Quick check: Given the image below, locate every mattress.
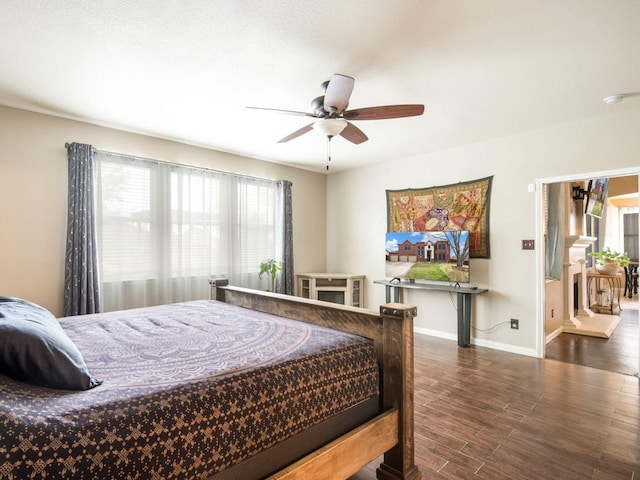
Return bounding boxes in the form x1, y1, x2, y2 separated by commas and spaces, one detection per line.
0, 300, 379, 479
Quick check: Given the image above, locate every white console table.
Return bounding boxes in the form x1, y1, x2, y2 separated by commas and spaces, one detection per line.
374, 279, 488, 347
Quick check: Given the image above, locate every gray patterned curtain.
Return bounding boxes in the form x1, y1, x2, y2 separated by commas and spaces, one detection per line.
64, 143, 101, 316
276, 180, 294, 295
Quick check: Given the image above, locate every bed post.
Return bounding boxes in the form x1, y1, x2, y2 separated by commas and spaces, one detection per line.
210, 278, 229, 301
377, 303, 422, 480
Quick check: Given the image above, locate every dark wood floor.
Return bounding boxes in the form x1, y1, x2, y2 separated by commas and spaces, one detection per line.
351, 332, 640, 479
546, 300, 639, 377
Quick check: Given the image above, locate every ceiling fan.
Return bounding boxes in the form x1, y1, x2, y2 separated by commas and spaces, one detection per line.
247, 74, 424, 168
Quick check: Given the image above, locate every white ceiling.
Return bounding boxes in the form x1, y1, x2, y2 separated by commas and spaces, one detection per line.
1, 0, 639, 173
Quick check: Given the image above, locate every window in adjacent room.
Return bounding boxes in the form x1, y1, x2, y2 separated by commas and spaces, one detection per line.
623, 211, 639, 262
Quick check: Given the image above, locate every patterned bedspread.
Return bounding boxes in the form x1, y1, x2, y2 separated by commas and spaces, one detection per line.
0, 300, 379, 479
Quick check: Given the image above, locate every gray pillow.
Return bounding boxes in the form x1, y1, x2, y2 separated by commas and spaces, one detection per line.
0, 296, 101, 390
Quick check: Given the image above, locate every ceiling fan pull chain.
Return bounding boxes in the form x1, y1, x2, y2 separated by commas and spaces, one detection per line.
326, 136, 332, 170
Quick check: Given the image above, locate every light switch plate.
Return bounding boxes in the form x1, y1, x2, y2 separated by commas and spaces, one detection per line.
522, 240, 535, 250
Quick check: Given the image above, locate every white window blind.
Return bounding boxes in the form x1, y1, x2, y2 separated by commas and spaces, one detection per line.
96, 153, 278, 311
99, 160, 154, 282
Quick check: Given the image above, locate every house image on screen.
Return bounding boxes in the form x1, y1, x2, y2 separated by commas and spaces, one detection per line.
395, 238, 451, 263
385, 230, 470, 283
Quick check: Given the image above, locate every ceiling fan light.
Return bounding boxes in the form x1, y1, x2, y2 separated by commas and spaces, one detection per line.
313, 119, 347, 138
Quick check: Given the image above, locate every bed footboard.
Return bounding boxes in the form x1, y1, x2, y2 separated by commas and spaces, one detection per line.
268, 409, 399, 480
211, 280, 421, 480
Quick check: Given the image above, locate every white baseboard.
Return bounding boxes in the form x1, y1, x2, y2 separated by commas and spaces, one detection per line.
415, 327, 457, 343
545, 326, 564, 344
414, 326, 538, 358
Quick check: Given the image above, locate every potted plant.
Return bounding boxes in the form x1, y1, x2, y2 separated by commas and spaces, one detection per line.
588, 247, 630, 275
259, 258, 283, 292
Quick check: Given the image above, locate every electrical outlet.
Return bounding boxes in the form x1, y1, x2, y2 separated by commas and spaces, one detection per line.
522, 240, 535, 250
510, 318, 519, 329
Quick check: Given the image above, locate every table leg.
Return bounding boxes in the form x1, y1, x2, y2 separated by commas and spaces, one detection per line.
457, 292, 471, 347
385, 285, 401, 303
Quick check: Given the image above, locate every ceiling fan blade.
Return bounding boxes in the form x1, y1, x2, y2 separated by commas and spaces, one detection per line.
324, 74, 355, 114
246, 106, 315, 118
343, 104, 425, 121
340, 121, 368, 144
277, 123, 315, 143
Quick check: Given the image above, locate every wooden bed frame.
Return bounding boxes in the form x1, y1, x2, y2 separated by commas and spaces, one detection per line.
211, 280, 422, 480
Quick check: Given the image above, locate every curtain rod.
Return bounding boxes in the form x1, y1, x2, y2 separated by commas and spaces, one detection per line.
65, 143, 281, 184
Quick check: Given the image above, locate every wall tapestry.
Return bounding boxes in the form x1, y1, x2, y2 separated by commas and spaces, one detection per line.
386, 175, 493, 258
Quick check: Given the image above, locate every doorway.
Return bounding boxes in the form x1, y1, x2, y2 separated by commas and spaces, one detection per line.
536, 168, 640, 376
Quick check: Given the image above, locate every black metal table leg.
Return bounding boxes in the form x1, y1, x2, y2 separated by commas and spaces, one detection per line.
457, 292, 471, 347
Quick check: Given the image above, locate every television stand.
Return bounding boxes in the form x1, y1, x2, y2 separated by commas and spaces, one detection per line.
296, 273, 364, 307
374, 279, 488, 347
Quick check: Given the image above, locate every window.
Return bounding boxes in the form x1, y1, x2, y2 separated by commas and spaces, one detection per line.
623, 212, 639, 262
99, 160, 153, 282
96, 153, 278, 311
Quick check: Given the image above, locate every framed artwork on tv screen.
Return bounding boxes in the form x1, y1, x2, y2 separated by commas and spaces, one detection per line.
585, 178, 609, 218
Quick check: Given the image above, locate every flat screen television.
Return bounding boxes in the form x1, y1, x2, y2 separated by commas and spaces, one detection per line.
585, 178, 609, 218
385, 230, 470, 283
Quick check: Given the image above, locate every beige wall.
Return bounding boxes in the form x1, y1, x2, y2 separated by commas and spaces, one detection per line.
3, 103, 638, 356
608, 174, 639, 197
544, 280, 564, 339
327, 109, 640, 356
0, 106, 327, 316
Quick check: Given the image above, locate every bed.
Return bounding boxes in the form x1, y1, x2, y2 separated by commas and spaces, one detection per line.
0, 280, 420, 480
